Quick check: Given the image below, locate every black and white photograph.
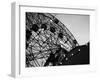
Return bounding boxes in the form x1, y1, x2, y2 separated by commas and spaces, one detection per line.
25, 12, 90, 67
10, 2, 97, 78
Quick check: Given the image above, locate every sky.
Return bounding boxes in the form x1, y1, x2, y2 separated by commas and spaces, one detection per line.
55, 14, 90, 45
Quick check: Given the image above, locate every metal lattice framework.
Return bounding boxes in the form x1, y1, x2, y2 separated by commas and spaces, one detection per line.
26, 12, 79, 67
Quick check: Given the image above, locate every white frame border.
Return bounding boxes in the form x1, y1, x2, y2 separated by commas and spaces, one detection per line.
11, 2, 96, 78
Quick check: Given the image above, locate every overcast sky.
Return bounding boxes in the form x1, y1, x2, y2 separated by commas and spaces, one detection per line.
55, 14, 89, 45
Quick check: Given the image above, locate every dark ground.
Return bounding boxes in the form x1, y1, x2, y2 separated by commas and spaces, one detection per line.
61, 42, 90, 65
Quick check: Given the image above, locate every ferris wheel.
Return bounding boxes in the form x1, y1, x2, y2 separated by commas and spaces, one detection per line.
26, 12, 80, 67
